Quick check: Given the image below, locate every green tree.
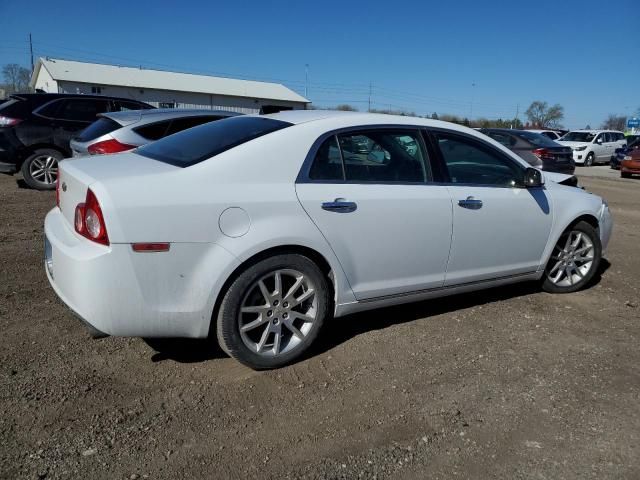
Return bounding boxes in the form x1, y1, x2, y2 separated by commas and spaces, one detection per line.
335, 104, 358, 112
525, 101, 564, 128
431, 112, 439, 120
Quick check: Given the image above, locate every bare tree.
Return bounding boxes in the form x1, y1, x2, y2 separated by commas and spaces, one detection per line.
601, 114, 627, 131
335, 104, 358, 112
2, 64, 31, 94
525, 101, 564, 128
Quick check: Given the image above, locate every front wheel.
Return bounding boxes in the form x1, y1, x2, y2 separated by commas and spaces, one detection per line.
542, 221, 601, 294
583, 152, 595, 167
216, 254, 331, 369
21, 148, 63, 190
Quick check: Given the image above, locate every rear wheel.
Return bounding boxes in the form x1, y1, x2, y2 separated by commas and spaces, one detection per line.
541, 221, 601, 293
216, 254, 331, 369
583, 152, 595, 167
21, 148, 62, 190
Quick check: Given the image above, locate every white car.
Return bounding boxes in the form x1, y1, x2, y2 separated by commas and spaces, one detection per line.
558, 130, 626, 166
44, 111, 613, 369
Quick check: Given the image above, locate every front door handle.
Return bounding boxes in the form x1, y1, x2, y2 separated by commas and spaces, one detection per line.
322, 198, 357, 213
458, 196, 483, 209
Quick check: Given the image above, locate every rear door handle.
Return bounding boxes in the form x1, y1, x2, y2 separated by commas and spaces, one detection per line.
458, 196, 483, 209
322, 198, 357, 213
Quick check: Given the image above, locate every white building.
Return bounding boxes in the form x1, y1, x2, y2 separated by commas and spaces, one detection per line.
30, 58, 309, 114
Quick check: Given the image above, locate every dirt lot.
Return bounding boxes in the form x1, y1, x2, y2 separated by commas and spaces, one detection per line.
1, 172, 639, 480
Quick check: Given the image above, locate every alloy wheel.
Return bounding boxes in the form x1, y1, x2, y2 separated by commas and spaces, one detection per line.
238, 269, 317, 357
547, 230, 595, 287
29, 155, 58, 185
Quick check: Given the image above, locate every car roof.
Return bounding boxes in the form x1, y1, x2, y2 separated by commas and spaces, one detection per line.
100, 108, 241, 126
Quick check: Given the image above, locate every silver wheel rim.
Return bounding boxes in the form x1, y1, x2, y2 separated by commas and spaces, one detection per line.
238, 269, 317, 357
29, 155, 58, 185
586, 154, 593, 166
547, 230, 595, 287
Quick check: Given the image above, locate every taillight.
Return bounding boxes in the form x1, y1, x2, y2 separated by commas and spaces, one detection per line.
74, 189, 109, 246
87, 138, 136, 155
532, 148, 554, 160
0, 115, 21, 127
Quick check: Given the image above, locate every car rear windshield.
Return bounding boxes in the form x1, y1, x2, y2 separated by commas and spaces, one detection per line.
75, 117, 122, 142
135, 116, 292, 167
513, 130, 558, 147
561, 132, 596, 142
0, 98, 29, 117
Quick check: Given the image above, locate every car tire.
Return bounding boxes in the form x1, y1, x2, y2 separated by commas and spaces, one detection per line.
621, 172, 632, 178
541, 221, 601, 294
584, 152, 595, 167
216, 253, 331, 370
21, 148, 63, 190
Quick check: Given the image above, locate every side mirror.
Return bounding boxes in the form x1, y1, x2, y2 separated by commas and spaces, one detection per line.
524, 168, 544, 188
596, 138, 603, 144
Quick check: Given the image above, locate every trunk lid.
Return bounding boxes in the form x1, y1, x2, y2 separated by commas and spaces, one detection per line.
57, 152, 177, 230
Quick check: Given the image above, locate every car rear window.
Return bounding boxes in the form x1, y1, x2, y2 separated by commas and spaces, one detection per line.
513, 130, 558, 147
136, 116, 292, 167
0, 98, 31, 117
75, 117, 122, 142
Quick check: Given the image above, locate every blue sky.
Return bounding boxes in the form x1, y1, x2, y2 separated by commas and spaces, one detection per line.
1, 0, 637, 128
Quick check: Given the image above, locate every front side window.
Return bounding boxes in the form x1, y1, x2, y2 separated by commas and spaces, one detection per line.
434, 132, 524, 187
307, 130, 429, 183
114, 100, 146, 111
595, 133, 605, 143
562, 131, 596, 142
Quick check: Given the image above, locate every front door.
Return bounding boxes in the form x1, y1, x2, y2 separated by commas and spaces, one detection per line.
296, 129, 453, 300
429, 130, 553, 286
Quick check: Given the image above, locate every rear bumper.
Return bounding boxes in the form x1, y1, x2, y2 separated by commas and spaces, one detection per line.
44, 207, 240, 338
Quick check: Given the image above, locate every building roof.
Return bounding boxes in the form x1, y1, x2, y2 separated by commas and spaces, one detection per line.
31, 58, 309, 104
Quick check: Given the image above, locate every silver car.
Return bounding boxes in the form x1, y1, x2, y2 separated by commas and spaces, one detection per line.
70, 108, 241, 156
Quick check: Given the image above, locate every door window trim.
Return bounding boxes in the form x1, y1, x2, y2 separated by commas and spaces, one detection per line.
296, 124, 434, 185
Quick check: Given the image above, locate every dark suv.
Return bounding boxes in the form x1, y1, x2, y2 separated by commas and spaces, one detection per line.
0, 93, 153, 189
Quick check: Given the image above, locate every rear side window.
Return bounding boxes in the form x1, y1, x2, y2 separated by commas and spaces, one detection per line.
75, 117, 122, 142
134, 120, 171, 140
165, 116, 223, 136
0, 98, 29, 117
136, 116, 291, 167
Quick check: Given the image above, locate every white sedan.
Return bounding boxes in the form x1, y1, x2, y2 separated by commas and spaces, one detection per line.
45, 111, 613, 369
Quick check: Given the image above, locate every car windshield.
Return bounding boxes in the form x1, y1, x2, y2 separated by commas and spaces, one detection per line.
561, 132, 596, 142
136, 116, 292, 167
513, 131, 559, 147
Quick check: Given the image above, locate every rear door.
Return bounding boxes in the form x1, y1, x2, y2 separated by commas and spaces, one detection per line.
428, 129, 553, 285
296, 128, 453, 300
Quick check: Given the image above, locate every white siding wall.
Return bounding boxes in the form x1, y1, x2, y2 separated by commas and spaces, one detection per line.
56, 81, 305, 114
33, 66, 58, 93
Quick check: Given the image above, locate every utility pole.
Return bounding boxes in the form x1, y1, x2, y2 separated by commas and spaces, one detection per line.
470, 81, 476, 118
514, 103, 519, 129
304, 64, 309, 98
29, 33, 34, 72
368, 82, 372, 112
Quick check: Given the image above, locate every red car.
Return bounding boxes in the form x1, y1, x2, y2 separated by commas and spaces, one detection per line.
621, 148, 640, 178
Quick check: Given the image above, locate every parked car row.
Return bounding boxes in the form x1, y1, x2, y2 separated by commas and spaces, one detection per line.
0, 93, 240, 190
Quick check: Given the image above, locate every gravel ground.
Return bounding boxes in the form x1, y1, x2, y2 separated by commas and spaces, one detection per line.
1, 172, 639, 480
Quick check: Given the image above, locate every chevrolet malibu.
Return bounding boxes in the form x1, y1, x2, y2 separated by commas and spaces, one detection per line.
45, 111, 613, 369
